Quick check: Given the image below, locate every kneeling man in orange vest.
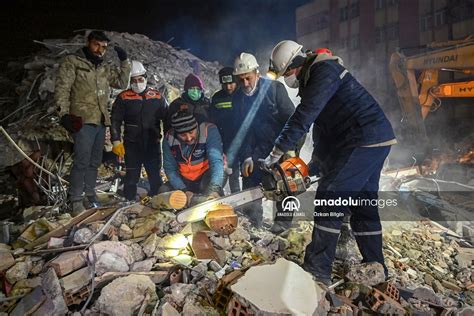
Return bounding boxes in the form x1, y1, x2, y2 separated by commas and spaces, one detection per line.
162, 108, 224, 206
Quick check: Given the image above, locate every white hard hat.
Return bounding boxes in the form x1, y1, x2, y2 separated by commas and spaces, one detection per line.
270, 40, 304, 78
233, 53, 259, 75
131, 60, 146, 77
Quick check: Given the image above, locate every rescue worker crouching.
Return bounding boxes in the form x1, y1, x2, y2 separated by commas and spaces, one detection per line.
161, 108, 224, 205
110, 60, 168, 201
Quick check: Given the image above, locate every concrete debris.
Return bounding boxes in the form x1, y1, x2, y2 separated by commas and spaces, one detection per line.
345, 262, 386, 286
141, 233, 160, 257
94, 275, 157, 316
6, 260, 32, 284
130, 258, 156, 272
88, 240, 134, 265
166, 283, 197, 307
230, 258, 326, 315
37, 268, 68, 315
73, 227, 93, 244
95, 251, 130, 276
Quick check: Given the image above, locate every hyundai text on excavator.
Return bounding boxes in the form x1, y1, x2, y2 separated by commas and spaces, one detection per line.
389, 36, 474, 147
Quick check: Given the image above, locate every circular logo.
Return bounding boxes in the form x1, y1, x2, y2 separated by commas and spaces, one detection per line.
282, 196, 300, 212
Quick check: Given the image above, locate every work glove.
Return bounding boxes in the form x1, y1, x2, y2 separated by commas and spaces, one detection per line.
241, 157, 254, 177
264, 146, 284, 169
113, 46, 128, 61
112, 141, 125, 158
60, 114, 83, 133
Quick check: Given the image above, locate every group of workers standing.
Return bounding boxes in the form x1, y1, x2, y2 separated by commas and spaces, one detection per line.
55, 30, 396, 286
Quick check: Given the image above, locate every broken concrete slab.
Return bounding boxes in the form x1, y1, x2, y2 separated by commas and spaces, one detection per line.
230, 258, 325, 315
119, 224, 133, 240
95, 275, 157, 316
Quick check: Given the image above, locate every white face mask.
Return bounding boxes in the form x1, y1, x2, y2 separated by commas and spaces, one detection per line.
284, 74, 299, 89
131, 81, 147, 93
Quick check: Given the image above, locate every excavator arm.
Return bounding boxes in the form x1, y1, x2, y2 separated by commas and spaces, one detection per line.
390, 38, 474, 143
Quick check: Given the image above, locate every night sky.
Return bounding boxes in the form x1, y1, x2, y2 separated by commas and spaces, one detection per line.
1, 0, 310, 65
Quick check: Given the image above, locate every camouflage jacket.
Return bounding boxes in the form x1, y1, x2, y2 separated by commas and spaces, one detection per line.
55, 49, 131, 126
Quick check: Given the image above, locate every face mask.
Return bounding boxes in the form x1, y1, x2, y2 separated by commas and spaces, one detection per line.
284, 74, 299, 89
187, 88, 202, 101
131, 81, 147, 93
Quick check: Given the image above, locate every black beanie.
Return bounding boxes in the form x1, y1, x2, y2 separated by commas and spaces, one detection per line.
171, 109, 198, 134
218, 67, 237, 84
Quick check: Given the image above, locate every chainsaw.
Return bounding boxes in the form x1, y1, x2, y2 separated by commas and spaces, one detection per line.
176, 157, 319, 224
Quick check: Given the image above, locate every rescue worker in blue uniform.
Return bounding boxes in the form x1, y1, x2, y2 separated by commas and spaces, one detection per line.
265, 41, 397, 285
111, 61, 168, 201
162, 108, 224, 204
231, 52, 296, 232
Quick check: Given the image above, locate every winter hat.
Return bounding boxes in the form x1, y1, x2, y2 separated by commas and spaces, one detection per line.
184, 73, 204, 91
218, 67, 237, 84
171, 109, 198, 133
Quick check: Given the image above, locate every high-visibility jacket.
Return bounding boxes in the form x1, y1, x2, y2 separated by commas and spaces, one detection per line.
166, 122, 213, 181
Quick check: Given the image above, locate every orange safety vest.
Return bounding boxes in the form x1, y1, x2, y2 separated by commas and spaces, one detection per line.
166, 122, 213, 181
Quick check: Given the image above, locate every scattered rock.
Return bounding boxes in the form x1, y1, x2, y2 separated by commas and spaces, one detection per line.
131, 258, 156, 272
142, 233, 160, 257
6, 261, 31, 284
95, 251, 129, 276
345, 262, 385, 286
119, 224, 133, 240
95, 275, 157, 316
73, 228, 94, 244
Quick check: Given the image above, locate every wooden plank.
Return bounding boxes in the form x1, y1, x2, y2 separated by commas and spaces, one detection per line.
24, 207, 115, 250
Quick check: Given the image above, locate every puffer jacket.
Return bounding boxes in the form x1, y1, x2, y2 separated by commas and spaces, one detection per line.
55, 48, 131, 126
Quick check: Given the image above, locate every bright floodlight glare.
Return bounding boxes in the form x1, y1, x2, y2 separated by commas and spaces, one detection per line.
226, 79, 272, 167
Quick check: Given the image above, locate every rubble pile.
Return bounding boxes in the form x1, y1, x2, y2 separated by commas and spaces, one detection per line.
0, 30, 222, 168
0, 191, 471, 315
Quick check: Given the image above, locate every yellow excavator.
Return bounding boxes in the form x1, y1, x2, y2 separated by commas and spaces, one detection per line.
389, 36, 474, 144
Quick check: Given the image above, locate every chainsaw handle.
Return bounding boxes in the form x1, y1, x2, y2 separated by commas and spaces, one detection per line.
257, 158, 273, 174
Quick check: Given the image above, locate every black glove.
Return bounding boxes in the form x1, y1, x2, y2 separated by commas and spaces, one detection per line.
113, 46, 127, 61
60, 114, 83, 133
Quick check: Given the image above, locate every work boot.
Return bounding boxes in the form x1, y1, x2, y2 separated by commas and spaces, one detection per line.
85, 195, 101, 208
269, 221, 291, 235
71, 201, 85, 217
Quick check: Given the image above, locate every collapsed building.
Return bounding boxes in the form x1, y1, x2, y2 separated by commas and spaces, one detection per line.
0, 31, 472, 315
